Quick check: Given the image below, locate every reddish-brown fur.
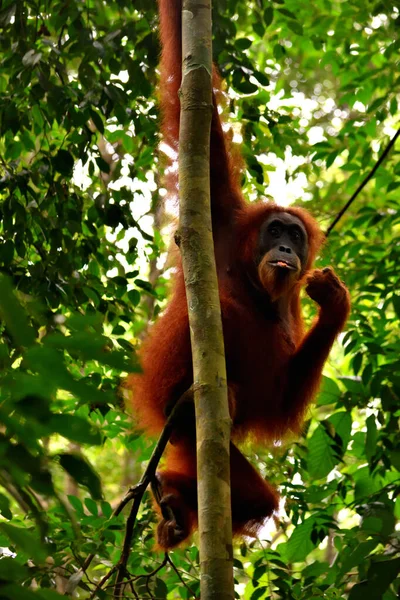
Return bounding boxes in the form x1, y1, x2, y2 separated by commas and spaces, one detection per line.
128, 0, 350, 549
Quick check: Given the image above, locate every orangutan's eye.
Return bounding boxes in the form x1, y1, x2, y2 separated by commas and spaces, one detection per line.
269, 224, 282, 237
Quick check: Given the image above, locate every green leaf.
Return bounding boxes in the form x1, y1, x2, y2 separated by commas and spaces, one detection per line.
273, 43, 285, 60
0, 523, 47, 563
389, 450, 400, 471
387, 181, 400, 192
250, 587, 268, 600
354, 467, 381, 501
58, 453, 102, 500
328, 411, 352, 451
349, 558, 400, 600
326, 150, 339, 169
25, 346, 113, 406
101, 500, 113, 518
0, 492, 12, 519
67, 494, 84, 514
236, 38, 252, 50
0, 239, 14, 266
302, 561, 329, 579
89, 108, 105, 134
135, 279, 157, 296
154, 577, 168, 599
367, 96, 387, 113
0, 587, 66, 600
340, 377, 364, 395
84, 497, 98, 516
253, 71, 269, 86
361, 503, 395, 538
392, 295, 400, 320
365, 414, 377, 461
361, 362, 372, 386
44, 331, 133, 372
317, 376, 341, 406
52, 149, 74, 176
234, 78, 258, 95
263, 7, 273, 26
277, 8, 297, 19
286, 20, 303, 35
338, 540, 378, 579
253, 19, 265, 38
49, 414, 102, 445
96, 156, 111, 174
0, 557, 29, 582
307, 425, 337, 479
0, 585, 40, 600
37, 591, 70, 600
281, 517, 316, 562
82, 286, 100, 307
0, 276, 36, 346
253, 564, 267, 581
127, 289, 141, 306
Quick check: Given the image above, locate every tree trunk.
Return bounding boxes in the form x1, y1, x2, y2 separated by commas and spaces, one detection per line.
179, 2, 234, 599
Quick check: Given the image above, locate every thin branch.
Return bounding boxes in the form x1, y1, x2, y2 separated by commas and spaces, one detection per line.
57, 24, 66, 49
81, 394, 186, 599
129, 580, 139, 600
0, 474, 30, 513
0, 472, 47, 539
145, 577, 156, 599
105, 555, 168, 589
165, 554, 197, 598
112, 397, 185, 598
90, 565, 118, 599
326, 127, 400, 236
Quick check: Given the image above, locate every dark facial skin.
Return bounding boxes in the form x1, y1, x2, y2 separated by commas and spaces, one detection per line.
258, 213, 309, 275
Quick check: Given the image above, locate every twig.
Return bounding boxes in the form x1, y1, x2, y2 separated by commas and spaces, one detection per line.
165, 554, 197, 598
0, 472, 47, 540
129, 580, 139, 599
90, 566, 118, 598
104, 555, 168, 589
0, 473, 30, 513
82, 393, 187, 600
112, 398, 185, 599
145, 577, 156, 599
73, 421, 172, 595
326, 127, 400, 236
57, 24, 66, 50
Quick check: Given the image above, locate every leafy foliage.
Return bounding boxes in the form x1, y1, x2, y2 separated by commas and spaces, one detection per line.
0, 0, 399, 599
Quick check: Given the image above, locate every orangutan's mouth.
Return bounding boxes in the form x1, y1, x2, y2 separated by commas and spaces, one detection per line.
268, 260, 297, 271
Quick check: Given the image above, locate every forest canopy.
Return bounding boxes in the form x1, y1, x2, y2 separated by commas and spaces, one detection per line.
0, 1, 399, 599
